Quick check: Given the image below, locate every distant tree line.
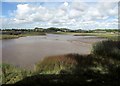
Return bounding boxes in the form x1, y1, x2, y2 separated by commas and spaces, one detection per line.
0, 27, 119, 35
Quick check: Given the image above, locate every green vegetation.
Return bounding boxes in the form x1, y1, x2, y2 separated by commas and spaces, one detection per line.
35, 54, 110, 74
92, 40, 120, 60
1, 63, 32, 84
73, 33, 119, 40
0, 35, 21, 39
1, 40, 120, 86
35, 40, 120, 74
35, 54, 78, 74
19, 32, 46, 36
0, 32, 46, 40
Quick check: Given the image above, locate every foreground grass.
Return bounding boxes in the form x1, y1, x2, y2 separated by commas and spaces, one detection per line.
1, 63, 32, 84
1, 63, 31, 84
35, 54, 120, 74
2, 53, 120, 86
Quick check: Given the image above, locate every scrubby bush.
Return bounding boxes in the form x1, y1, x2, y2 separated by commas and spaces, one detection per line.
92, 40, 120, 60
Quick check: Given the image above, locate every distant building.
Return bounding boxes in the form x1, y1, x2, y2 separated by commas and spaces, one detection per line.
34, 27, 44, 32
94, 31, 106, 33
57, 31, 61, 32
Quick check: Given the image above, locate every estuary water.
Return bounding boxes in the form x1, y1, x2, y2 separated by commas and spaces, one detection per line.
1, 34, 106, 69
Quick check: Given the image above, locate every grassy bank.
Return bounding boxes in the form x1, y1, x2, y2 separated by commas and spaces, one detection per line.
0, 32, 46, 40
1, 40, 120, 85
0, 35, 20, 39
49, 32, 119, 41
73, 32, 119, 41
1, 32, 119, 40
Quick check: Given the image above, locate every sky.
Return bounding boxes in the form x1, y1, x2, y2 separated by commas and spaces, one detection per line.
1, 0, 119, 30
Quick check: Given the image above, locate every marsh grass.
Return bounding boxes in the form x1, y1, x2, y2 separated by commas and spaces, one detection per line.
35, 54, 79, 74
0, 35, 20, 39
0, 32, 46, 40
2, 53, 120, 85
6, 53, 119, 86
74, 33, 119, 41
35, 53, 120, 75
1, 63, 32, 84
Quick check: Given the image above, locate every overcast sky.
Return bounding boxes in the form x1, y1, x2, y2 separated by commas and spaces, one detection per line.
1, 0, 119, 30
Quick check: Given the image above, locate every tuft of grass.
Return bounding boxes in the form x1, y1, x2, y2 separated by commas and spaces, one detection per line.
35, 54, 79, 74
1, 63, 32, 84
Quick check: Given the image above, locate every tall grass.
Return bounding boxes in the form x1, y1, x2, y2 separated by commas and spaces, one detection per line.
35, 54, 79, 74
35, 53, 120, 75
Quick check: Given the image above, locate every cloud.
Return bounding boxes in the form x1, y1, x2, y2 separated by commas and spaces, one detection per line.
2, 1, 118, 29
63, 2, 69, 7
71, 2, 88, 11
3, 0, 120, 2
13, 4, 54, 23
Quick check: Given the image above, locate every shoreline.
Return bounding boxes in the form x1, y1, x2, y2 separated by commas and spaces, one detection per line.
0, 32, 46, 40
0, 32, 118, 40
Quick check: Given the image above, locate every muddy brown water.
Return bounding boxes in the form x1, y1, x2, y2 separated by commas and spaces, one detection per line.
0, 34, 106, 69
